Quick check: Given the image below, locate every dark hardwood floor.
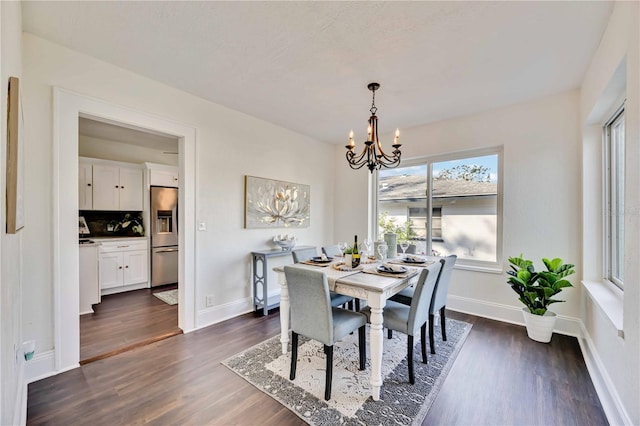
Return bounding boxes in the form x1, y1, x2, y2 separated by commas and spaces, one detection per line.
80, 285, 181, 363
29, 311, 607, 425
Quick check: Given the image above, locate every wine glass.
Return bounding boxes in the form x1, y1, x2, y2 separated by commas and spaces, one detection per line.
363, 238, 372, 257
377, 244, 388, 261
399, 241, 409, 256
337, 241, 347, 256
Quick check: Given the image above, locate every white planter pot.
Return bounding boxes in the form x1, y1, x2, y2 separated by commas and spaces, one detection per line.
522, 308, 557, 343
343, 254, 352, 267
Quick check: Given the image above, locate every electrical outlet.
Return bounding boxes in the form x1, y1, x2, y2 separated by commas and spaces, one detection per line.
205, 295, 214, 307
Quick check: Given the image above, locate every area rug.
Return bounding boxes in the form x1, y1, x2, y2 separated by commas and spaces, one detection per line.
223, 317, 471, 426
152, 289, 178, 305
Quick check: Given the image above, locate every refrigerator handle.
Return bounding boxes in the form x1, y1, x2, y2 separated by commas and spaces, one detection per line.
155, 248, 178, 253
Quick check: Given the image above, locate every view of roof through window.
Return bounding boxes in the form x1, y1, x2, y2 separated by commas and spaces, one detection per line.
378, 154, 499, 262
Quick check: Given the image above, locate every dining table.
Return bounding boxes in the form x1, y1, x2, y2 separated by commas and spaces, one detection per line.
273, 256, 434, 401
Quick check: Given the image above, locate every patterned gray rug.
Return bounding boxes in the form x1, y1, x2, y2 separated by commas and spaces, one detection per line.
223, 317, 471, 425
153, 289, 178, 305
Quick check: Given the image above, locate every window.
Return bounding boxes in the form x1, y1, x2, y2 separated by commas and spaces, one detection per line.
377, 148, 502, 267
605, 107, 625, 288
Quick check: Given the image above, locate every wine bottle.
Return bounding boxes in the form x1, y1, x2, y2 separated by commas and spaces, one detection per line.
352, 235, 361, 268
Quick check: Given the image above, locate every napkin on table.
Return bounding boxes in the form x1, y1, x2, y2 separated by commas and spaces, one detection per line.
405, 254, 427, 262
381, 263, 407, 272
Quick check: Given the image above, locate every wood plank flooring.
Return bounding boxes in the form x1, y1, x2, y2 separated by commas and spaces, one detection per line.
28, 311, 607, 425
80, 285, 181, 363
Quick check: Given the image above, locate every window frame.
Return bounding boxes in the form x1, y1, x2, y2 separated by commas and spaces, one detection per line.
373, 146, 503, 272
603, 105, 625, 289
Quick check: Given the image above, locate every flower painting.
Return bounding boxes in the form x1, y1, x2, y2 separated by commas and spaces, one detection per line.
245, 176, 310, 229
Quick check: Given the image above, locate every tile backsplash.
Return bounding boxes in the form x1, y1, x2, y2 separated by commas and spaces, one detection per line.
79, 211, 145, 237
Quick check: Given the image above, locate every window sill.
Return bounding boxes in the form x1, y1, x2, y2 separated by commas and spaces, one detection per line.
582, 279, 624, 338
454, 263, 503, 274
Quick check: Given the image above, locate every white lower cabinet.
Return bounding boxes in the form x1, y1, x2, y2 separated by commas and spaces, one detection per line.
79, 244, 100, 314
99, 240, 148, 293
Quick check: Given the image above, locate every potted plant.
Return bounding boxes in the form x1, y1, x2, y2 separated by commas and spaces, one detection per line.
506, 255, 575, 343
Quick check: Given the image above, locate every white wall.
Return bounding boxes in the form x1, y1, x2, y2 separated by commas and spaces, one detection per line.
580, 2, 639, 424
0, 2, 25, 424
336, 90, 583, 328
79, 134, 179, 166
21, 34, 336, 363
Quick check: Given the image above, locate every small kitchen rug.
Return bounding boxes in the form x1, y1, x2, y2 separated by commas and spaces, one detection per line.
153, 289, 178, 305
222, 318, 471, 426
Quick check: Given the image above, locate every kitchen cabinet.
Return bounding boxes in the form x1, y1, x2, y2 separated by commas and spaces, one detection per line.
78, 160, 93, 210
150, 168, 179, 187
92, 164, 143, 211
99, 239, 148, 293
79, 243, 100, 314
146, 163, 179, 188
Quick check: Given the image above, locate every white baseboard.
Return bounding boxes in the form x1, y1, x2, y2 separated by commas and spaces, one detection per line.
578, 322, 632, 426
194, 297, 254, 331
24, 350, 80, 384
447, 294, 582, 337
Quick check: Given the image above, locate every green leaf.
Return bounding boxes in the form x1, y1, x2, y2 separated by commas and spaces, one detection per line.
554, 280, 573, 289
516, 270, 531, 282
543, 257, 563, 272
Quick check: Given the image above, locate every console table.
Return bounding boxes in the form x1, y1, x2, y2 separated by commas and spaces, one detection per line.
251, 246, 313, 316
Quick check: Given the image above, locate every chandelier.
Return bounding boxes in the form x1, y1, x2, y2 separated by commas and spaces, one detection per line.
345, 82, 401, 172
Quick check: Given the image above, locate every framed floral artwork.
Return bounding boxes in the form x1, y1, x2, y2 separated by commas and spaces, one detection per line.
244, 176, 310, 229
6, 76, 24, 234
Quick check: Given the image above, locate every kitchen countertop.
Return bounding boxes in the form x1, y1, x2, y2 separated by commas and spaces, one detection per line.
88, 236, 148, 241
80, 236, 148, 246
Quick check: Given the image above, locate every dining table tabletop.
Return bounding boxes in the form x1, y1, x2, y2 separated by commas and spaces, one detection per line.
273, 254, 437, 401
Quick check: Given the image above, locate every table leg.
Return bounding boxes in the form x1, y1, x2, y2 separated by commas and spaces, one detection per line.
279, 275, 290, 354
368, 295, 386, 401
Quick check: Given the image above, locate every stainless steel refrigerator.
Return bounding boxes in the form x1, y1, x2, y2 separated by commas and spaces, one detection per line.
150, 186, 178, 287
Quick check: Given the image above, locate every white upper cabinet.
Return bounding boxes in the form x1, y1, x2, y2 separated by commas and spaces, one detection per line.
118, 167, 144, 210
92, 164, 121, 210
81, 158, 144, 211
146, 163, 179, 188
78, 160, 93, 210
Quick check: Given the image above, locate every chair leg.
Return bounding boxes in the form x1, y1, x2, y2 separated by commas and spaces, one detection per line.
407, 335, 415, 384
347, 300, 354, 310
358, 326, 366, 370
440, 306, 447, 341
387, 329, 393, 339
355, 299, 361, 311
429, 314, 436, 354
324, 345, 333, 401
421, 323, 428, 364
290, 332, 298, 380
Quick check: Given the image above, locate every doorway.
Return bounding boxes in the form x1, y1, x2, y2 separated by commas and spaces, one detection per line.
54, 89, 197, 371
78, 117, 182, 363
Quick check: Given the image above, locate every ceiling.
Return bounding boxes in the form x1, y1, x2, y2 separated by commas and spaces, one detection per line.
23, 1, 613, 145
79, 117, 179, 153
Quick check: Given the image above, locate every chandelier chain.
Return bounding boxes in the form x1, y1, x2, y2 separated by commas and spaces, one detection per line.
370, 88, 377, 115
